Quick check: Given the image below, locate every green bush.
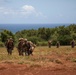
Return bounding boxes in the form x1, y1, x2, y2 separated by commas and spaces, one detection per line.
27, 36, 41, 44
0, 42, 4, 47
37, 41, 48, 46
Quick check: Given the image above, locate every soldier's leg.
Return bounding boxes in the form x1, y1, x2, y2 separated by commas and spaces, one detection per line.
19, 49, 23, 56
30, 50, 33, 56
7, 48, 10, 55
25, 49, 30, 56
25, 50, 29, 56
9, 49, 12, 55
72, 45, 74, 48
19, 50, 22, 56
24, 49, 27, 56
18, 50, 21, 55
57, 45, 59, 48
21, 49, 24, 56
49, 45, 51, 48
28, 49, 30, 56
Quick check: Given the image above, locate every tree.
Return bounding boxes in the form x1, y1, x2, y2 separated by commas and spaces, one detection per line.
38, 27, 46, 40
1, 30, 14, 42
46, 28, 51, 40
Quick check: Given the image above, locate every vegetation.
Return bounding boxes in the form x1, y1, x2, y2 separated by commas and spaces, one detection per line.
0, 46, 76, 65
0, 24, 76, 46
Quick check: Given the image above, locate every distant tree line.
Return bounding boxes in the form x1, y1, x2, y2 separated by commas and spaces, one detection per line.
0, 24, 76, 47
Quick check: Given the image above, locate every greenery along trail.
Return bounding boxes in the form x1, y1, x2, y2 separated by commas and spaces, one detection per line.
0, 24, 76, 46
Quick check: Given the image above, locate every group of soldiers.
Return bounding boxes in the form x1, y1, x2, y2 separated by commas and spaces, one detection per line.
48, 40, 60, 48
17, 38, 36, 56
5, 38, 75, 55
48, 39, 75, 48
5, 38, 36, 56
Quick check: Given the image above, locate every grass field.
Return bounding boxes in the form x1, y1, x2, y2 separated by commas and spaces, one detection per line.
0, 46, 76, 65
0, 46, 76, 75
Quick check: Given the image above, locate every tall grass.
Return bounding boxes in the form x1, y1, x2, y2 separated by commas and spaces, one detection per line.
0, 46, 76, 66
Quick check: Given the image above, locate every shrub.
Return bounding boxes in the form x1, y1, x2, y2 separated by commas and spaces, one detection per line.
37, 41, 48, 46
0, 42, 4, 47
27, 36, 41, 44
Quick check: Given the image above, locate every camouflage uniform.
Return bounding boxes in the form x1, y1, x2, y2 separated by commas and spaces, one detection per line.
48, 40, 52, 48
56, 41, 60, 48
5, 38, 14, 55
71, 40, 75, 48
22, 40, 31, 56
29, 41, 36, 56
17, 38, 24, 56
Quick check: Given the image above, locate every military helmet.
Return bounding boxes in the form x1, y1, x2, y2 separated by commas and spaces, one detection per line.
24, 38, 27, 41
19, 38, 23, 41
9, 38, 13, 41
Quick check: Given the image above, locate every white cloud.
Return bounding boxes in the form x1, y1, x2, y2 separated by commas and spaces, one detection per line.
21, 5, 37, 16
22, 5, 35, 12
36, 12, 47, 18
0, 7, 18, 15
0, 5, 47, 18
21, 5, 47, 18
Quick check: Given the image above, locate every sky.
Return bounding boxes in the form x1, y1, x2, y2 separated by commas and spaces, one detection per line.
0, 0, 76, 24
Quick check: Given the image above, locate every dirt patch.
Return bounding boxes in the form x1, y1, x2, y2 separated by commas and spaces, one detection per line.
0, 63, 76, 75
0, 47, 76, 75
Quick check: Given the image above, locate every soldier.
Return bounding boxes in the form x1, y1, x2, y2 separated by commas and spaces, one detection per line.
5, 38, 14, 55
29, 41, 36, 56
5, 39, 9, 47
70, 39, 75, 48
56, 41, 60, 48
22, 39, 31, 56
48, 40, 52, 48
17, 38, 24, 56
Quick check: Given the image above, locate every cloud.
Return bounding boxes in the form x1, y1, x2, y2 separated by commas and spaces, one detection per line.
21, 5, 39, 16
21, 5, 47, 18
22, 5, 35, 12
0, 5, 46, 18
0, 7, 16, 15
20, 5, 36, 16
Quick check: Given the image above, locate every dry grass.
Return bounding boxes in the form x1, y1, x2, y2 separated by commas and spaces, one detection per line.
0, 46, 76, 66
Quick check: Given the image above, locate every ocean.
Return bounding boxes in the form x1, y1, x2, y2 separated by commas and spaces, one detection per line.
0, 24, 70, 33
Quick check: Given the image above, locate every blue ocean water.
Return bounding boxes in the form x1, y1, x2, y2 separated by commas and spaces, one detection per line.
0, 24, 70, 33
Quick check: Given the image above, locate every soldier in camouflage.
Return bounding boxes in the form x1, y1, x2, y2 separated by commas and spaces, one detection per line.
48, 40, 52, 48
70, 39, 75, 48
29, 41, 36, 56
56, 41, 60, 48
17, 38, 24, 56
5, 38, 14, 55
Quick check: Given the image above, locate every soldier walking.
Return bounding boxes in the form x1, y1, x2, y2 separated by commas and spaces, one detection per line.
17, 38, 24, 56
48, 40, 52, 48
5, 38, 14, 55
22, 39, 30, 56
56, 41, 60, 48
29, 41, 36, 56
71, 39, 75, 48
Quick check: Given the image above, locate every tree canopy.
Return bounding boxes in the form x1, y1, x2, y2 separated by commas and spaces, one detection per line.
0, 24, 76, 46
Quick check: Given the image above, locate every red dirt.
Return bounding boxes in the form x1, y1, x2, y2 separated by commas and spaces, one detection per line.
0, 49, 76, 75
0, 61, 76, 75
